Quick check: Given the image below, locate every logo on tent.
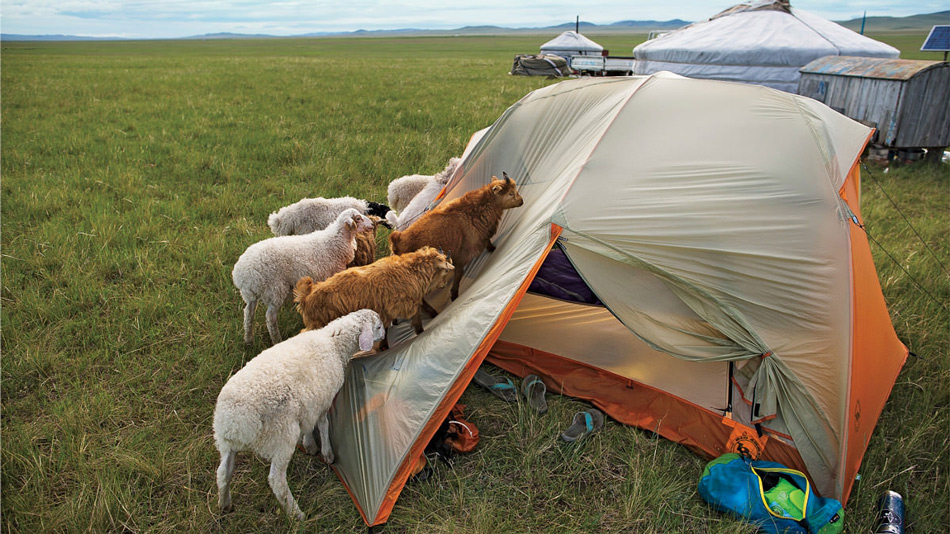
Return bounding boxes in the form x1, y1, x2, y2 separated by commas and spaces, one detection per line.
724, 418, 768, 459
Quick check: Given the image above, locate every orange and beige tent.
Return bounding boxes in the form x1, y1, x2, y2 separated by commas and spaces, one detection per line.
328, 73, 908, 527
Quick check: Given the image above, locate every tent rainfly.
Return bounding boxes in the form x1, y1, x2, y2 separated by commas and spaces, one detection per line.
539, 30, 604, 61
632, 0, 900, 92
328, 73, 908, 527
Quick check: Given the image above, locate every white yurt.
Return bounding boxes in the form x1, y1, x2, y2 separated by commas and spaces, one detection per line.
632, 0, 900, 92
539, 30, 604, 61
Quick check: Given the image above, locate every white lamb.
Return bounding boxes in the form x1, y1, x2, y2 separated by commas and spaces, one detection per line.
267, 196, 390, 236
385, 157, 461, 230
214, 309, 386, 521
386, 175, 430, 215
233, 208, 374, 345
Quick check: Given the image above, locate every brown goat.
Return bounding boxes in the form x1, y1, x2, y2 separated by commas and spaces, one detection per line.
388, 173, 524, 303
293, 246, 455, 350
348, 215, 382, 268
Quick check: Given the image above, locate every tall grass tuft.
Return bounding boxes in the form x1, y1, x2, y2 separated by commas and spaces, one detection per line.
2, 35, 947, 532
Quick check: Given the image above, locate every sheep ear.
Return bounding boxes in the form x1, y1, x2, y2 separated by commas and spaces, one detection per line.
359, 322, 375, 351
491, 182, 503, 194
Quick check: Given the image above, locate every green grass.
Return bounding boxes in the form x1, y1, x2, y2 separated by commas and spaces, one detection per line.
2, 35, 947, 533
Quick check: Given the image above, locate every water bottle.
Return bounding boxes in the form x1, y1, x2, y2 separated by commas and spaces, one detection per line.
875, 490, 904, 533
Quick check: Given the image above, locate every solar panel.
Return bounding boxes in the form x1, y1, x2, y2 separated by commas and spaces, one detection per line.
921, 25, 950, 51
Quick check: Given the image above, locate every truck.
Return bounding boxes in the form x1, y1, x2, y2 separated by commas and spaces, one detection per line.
569, 55, 635, 76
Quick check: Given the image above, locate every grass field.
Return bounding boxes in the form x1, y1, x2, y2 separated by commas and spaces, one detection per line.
1, 34, 947, 533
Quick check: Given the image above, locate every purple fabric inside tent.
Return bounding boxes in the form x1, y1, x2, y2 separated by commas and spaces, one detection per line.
527, 247, 603, 306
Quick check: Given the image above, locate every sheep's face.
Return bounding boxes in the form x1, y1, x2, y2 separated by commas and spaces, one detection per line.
356, 310, 386, 353
360, 215, 381, 234
353, 213, 375, 233
491, 173, 524, 209
369, 314, 386, 342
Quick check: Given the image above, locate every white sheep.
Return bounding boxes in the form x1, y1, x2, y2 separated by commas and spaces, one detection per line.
214, 309, 386, 521
233, 208, 374, 345
385, 157, 461, 230
386, 174, 430, 215
267, 196, 390, 236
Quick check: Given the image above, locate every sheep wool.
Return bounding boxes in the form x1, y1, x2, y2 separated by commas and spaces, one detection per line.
386, 174, 431, 215
214, 309, 386, 521
348, 216, 382, 268
385, 157, 461, 230
268, 196, 390, 236
232, 207, 374, 344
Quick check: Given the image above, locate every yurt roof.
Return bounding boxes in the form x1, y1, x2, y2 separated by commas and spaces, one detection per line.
540, 30, 603, 52
633, 0, 899, 64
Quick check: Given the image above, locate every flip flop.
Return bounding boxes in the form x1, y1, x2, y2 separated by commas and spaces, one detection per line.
560, 408, 604, 442
521, 374, 548, 413
473, 369, 518, 402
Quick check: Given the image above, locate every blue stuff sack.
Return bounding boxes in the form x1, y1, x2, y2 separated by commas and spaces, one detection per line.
698, 453, 844, 533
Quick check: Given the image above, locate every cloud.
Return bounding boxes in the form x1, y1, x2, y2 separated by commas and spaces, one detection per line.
1, 1, 943, 38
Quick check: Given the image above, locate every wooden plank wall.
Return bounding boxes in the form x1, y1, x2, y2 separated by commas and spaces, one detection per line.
799, 64, 950, 149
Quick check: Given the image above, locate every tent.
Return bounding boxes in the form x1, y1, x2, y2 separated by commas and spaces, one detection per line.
509, 54, 570, 77
539, 30, 604, 61
632, 0, 900, 92
329, 73, 908, 527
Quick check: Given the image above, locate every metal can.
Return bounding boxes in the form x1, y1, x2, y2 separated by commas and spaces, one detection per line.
875, 490, 905, 534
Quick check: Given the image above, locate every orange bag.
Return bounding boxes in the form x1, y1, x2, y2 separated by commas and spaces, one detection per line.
443, 404, 479, 454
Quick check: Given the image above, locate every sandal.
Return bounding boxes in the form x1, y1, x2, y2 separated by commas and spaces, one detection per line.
473, 369, 518, 402
560, 408, 604, 442
521, 374, 548, 413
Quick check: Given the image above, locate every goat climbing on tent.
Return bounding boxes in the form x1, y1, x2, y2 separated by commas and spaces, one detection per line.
294, 246, 455, 350
388, 173, 523, 306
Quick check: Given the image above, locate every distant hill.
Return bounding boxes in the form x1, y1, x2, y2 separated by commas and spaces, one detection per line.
837, 11, 949, 32
294, 19, 690, 38
1, 11, 945, 42
0, 33, 127, 41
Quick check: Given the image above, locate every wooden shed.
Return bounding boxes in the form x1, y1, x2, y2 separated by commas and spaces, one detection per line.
798, 56, 950, 154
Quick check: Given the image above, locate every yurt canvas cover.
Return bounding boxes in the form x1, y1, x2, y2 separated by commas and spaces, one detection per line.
539, 30, 603, 61
329, 73, 908, 526
632, 0, 900, 92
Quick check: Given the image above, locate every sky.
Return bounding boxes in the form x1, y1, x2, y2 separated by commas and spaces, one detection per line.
0, 1, 944, 39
